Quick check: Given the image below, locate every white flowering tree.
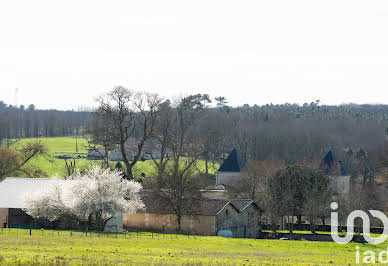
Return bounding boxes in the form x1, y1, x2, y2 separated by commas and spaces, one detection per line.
25, 165, 144, 231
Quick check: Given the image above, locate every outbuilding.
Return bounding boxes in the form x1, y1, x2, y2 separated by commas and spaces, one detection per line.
124, 195, 262, 238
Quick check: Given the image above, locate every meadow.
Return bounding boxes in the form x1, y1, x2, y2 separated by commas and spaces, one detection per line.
0, 228, 384, 265
12, 137, 219, 178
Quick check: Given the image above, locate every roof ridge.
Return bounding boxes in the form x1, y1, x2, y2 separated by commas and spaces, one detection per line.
3, 177, 57, 180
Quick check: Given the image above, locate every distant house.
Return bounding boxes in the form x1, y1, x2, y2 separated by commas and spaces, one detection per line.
215, 148, 246, 186
108, 137, 168, 162
320, 150, 350, 195
86, 148, 107, 160
124, 193, 262, 238
0, 178, 122, 231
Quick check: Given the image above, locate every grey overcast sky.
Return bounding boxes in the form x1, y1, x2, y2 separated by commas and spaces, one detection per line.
1, 0, 388, 110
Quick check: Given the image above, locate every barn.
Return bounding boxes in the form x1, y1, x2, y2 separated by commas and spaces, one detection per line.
0, 178, 61, 228
0, 177, 123, 231
124, 194, 262, 238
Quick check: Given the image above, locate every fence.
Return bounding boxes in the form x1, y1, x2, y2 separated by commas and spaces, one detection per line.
0, 227, 200, 240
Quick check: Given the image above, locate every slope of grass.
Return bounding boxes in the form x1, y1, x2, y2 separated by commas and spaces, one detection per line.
10, 137, 219, 178
0, 228, 383, 265
13, 136, 89, 153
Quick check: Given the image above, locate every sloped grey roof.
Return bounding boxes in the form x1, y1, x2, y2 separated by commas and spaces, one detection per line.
139, 196, 234, 216
218, 148, 246, 172
229, 199, 264, 212
0, 178, 65, 209
138, 192, 261, 216
204, 184, 226, 191
229, 199, 253, 211
320, 150, 348, 176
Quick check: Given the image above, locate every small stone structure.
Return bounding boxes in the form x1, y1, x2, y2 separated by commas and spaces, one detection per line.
215, 148, 246, 186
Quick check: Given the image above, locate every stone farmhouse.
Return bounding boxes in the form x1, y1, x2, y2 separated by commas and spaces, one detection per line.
108, 137, 167, 162
124, 193, 262, 238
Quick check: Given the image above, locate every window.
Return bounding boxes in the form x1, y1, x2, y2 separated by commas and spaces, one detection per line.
226, 209, 229, 215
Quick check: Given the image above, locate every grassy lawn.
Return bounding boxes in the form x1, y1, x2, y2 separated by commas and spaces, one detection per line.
0, 228, 384, 265
10, 137, 219, 178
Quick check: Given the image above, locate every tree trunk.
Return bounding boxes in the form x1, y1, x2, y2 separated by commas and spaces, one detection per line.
120, 141, 133, 179
310, 218, 316, 234
297, 215, 302, 230
289, 215, 293, 234
205, 151, 209, 177
177, 214, 182, 233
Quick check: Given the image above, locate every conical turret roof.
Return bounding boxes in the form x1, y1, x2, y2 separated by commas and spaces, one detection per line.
218, 148, 246, 172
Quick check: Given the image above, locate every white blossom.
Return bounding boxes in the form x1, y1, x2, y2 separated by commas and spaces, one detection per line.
25, 165, 144, 230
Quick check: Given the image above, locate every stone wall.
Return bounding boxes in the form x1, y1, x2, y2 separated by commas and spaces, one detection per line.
0, 208, 8, 227
216, 172, 241, 185
216, 204, 238, 236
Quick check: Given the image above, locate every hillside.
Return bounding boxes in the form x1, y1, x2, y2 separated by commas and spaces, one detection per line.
11, 137, 218, 179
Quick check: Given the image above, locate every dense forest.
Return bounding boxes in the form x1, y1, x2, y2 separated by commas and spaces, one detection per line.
1, 98, 387, 175
200, 101, 388, 169
0, 101, 92, 142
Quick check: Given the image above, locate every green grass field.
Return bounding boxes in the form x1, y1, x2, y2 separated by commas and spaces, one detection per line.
0, 228, 384, 265
11, 137, 219, 178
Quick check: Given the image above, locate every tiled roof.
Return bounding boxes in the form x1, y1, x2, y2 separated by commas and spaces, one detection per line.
229, 199, 253, 211
229, 199, 262, 212
139, 195, 232, 216
0, 178, 66, 209
138, 193, 261, 216
204, 184, 226, 191
321, 150, 338, 168
218, 148, 246, 172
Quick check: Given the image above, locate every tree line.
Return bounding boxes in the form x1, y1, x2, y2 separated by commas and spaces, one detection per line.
0, 101, 92, 143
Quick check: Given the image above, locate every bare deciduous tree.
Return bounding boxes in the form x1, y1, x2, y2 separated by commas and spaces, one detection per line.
152, 95, 205, 232
93, 87, 162, 179
229, 158, 284, 201
150, 100, 173, 187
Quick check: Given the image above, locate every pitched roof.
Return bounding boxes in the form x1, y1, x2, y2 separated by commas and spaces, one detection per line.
0, 178, 66, 209
322, 150, 338, 168
320, 150, 348, 176
139, 195, 234, 216
204, 184, 226, 191
218, 148, 246, 172
229, 199, 262, 212
138, 192, 262, 216
229, 199, 253, 211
